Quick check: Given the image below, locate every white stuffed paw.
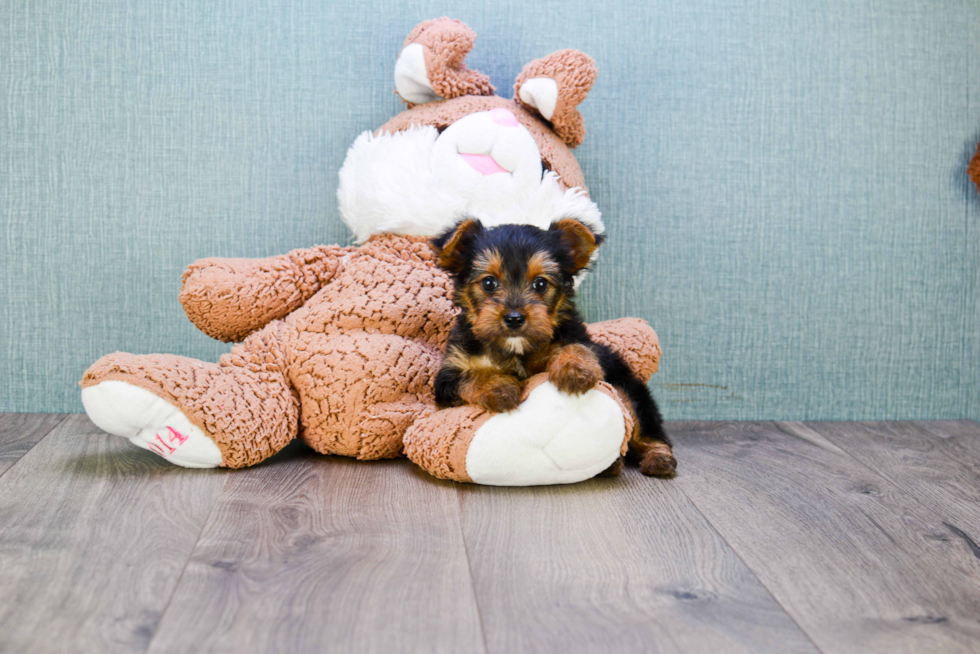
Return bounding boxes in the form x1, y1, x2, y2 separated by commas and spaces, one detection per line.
464, 381, 625, 486
81, 381, 222, 468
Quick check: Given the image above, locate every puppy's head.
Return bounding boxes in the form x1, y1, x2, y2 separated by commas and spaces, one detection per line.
431, 217, 603, 354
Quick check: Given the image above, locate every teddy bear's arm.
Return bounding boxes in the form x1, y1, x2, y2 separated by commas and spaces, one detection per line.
179, 244, 355, 342
586, 318, 661, 382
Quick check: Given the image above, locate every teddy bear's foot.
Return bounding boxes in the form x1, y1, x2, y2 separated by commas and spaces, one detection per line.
81, 381, 222, 468
465, 381, 624, 485
405, 374, 629, 486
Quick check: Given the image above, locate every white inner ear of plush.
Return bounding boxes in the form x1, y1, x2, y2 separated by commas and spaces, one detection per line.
394, 44, 440, 104
518, 77, 559, 121
337, 126, 603, 247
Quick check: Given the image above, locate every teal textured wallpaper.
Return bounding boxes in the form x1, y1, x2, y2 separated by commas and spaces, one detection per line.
2, 0, 978, 419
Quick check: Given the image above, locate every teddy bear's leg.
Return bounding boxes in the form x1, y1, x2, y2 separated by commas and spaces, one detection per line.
404, 374, 634, 486
291, 331, 440, 460
80, 321, 299, 468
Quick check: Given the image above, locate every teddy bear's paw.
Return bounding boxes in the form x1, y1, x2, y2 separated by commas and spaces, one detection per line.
81, 381, 222, 468
463, 380, 624, 486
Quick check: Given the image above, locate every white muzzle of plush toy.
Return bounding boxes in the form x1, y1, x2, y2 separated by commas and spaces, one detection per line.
337, 115, 603, 246
430, 109, 544, 214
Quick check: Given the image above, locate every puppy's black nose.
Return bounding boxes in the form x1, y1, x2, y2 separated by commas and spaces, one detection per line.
503, 311, 526, 329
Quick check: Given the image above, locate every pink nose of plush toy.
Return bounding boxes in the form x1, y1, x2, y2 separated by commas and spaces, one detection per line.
490, 108, 519, 127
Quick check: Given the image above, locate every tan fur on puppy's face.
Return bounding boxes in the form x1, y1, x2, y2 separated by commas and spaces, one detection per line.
461, 248, 567, 355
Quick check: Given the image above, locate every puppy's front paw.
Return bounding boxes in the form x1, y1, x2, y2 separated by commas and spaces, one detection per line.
474, 376, 523, 413
548, 344, 602, 395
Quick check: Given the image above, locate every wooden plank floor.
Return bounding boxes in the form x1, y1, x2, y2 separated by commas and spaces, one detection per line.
1, 416, 979, 653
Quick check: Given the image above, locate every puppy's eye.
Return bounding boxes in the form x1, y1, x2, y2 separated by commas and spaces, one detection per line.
481, 276, 498, 292
532, 277, 549, 293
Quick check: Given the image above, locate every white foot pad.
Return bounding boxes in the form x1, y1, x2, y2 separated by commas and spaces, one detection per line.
81, 381, 222, 468
465, 381, 625, 486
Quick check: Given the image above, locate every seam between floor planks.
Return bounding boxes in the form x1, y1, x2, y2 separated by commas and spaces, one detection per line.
0, 414, 230, 653
0, 413, 69, 480
3, 415, 979, 653
453, 481, 493, 654
671, 420, 980, 654
665, 466, 824, 653
143, 472, 230, 654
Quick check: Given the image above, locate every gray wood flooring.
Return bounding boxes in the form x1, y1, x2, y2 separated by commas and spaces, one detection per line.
1, 415, 978, 653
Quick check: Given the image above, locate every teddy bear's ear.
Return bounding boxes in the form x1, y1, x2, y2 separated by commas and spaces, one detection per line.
431, 218, 484, 274
394, 18, 495, 106
514, 50, 597, 148
550, 218, 604, 272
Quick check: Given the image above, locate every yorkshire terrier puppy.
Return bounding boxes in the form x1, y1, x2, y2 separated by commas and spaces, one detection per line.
430, 218, 676, 477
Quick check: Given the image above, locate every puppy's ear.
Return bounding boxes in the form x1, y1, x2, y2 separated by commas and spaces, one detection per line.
550, 219, 603, 272
431, 219, 484, 274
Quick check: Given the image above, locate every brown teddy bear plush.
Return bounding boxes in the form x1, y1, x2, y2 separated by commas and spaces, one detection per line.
80, 18, 665, 486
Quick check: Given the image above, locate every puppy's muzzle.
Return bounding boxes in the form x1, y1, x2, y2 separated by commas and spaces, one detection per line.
503, 311, 526, 330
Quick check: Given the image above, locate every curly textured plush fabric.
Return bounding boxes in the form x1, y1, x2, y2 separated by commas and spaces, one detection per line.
378, 95, 588, 192
587, 318, 661, 382
402, 403, 488, 483
179, 244, 354, 343
81, 325, 300, 468
515, 49, 597, 148
402, 18, 495, 102
82, 233, 660, 470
